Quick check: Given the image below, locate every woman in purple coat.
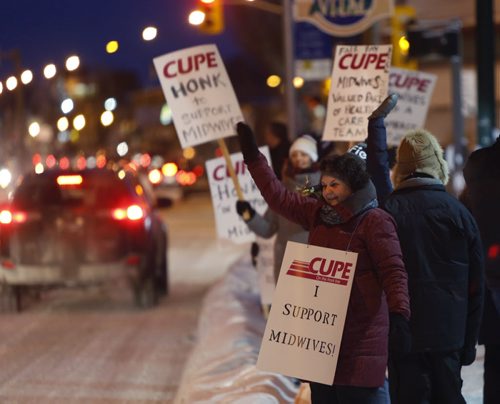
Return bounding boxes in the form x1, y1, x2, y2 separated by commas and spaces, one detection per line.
236, 122, 410, 404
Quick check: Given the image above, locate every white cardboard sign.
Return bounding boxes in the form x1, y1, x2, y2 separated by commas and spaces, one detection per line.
257, 241, 358, 385
205, 147, 271, 244
153, 44, 244, 148
255, 235, 277, 305
323, 44, 392, 142
385, 67, 437, 146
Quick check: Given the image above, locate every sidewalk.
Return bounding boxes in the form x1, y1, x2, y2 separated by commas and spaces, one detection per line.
175, 253, 485, 403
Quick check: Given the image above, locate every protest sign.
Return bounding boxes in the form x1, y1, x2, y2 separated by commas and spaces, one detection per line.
205, 147, 271, 244
257, 241, 358, 385
385, 67, 437, 145
255, 235, 276, 305
153, 44, 243, 149
323, 44, 392, 142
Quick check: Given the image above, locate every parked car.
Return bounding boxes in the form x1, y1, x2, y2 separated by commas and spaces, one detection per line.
0, 167, 169, 311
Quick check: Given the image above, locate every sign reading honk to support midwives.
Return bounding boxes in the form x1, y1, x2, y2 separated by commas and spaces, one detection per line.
153, 44, 244, 149
257, 241, 358, 385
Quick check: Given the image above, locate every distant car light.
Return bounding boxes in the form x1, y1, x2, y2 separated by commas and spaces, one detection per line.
57, 175, 83, 186
148, 169, 162, 185
162, 162, 178, 177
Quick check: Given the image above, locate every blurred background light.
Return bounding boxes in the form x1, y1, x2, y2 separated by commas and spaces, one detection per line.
57, 116, 69, 132
100, 110, 114, 126
188, 10, 205, 25
142, 26, 157, 41
116, 142, 129, 157
73, 114, 86, 130
106, 40, 119, 54
20, 69, 33, 85
104, 97, 117, 111
6, 76, 18, 91
266, 75, 281, 88
61, 98, 74, 114
293, 76, 304, 88
28, 121, 41, 137
65, 55, 80, 71
43, 63, 57, 79
160, 104, 173, 125
0, 168, 12, 189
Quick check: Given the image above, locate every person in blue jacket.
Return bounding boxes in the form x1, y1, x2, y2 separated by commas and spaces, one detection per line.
366, 94, 484, 404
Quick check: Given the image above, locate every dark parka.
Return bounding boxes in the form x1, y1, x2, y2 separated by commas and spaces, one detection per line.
367, 117, 484, 356
247, 152, 410, 388
462, 136, 500, 344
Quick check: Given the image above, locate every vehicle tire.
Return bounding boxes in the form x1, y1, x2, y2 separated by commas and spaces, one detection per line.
0, 283, 22, 313
133, 276, 158, 309
155, 245, 168, 297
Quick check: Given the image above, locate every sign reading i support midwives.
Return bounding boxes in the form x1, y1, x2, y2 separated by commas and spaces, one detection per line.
257, 241, 358, 385
153, 44, 244, 149
323, 44, 392, 142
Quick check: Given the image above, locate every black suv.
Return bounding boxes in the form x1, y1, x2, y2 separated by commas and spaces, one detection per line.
0, 168, 168, 311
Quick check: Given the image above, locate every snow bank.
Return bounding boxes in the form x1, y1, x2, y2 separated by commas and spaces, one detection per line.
174, 255, 300, 403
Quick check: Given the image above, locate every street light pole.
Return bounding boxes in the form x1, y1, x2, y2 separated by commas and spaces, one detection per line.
476, 0, 496, 147
283, 0, 296, 140
227, 0, 296, 139
0, 49, 27, 171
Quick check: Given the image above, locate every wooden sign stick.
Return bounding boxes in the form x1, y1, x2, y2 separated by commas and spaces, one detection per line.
217, 138, 250, 221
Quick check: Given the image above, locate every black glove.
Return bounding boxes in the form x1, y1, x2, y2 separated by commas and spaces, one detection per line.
460, 345, 476, 366
236, 200, 255, 221
389, 313, 412, 357
236, 122, 260, 163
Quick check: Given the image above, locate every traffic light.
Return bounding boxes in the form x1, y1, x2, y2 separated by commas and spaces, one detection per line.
197, 0, 224, 35
391, 5, 417, 69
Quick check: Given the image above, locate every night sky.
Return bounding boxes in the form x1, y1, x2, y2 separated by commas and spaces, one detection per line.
0, 0, 241, 87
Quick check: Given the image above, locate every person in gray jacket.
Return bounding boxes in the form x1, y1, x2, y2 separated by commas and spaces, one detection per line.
236, 134, 321, 285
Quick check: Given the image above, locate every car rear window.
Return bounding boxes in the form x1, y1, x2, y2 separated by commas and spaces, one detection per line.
13, 172, 135, 210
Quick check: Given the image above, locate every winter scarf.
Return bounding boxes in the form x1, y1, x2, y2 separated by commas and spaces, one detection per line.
319, 180, 378, 226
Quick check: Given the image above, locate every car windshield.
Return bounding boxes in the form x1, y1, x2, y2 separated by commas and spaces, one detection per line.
13, 172, 133, 210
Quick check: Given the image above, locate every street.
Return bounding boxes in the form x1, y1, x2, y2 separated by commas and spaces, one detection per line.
0, 192, 248, 403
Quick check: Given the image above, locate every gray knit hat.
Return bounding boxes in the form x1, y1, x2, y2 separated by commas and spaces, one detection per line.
392, 129, 449, 187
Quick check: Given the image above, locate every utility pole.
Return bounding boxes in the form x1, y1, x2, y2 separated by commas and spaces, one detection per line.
283, 0, 297, 140
0, 49, 26, 171
476, 0, 496, 147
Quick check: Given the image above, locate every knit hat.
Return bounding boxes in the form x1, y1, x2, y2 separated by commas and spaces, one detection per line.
348, 142, 367, 161
289, 135, 318, 162
392, 129, 449, 187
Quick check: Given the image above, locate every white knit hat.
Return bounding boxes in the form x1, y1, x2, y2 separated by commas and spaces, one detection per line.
289, 135, 318, 162
392, 129, 449, 187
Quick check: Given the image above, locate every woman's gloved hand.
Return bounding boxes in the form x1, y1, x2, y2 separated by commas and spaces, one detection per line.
236, 200, 256, 222
389, 313, 412, 357
236, 122, 260, 163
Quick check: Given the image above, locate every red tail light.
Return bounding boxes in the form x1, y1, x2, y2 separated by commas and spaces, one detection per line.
0, 209, 28, 224
112, 204, 144, 221
0, 210, 12, 224
488, 244, 500, 260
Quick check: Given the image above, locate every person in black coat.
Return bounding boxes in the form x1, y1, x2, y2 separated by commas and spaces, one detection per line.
263, 121, 291, 180
366, 95, 485, 404
462, 135, 500, 404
